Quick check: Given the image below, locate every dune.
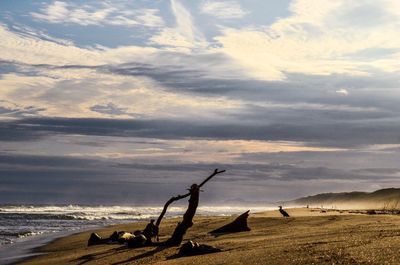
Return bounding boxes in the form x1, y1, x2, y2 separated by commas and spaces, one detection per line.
19, 208, 400, 265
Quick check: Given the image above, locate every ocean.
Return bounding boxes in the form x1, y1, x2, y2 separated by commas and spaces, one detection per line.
0, 204, 272, 247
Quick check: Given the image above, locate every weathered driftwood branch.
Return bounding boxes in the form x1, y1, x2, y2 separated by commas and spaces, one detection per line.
210, 210, 251, 235
166, 183, 200, 245
155, 169, 226, 228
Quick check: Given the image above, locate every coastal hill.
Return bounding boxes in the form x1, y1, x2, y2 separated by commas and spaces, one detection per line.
287, 188, 400, 209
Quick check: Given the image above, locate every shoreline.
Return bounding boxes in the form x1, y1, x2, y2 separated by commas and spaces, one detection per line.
0, 227, 103, 265
1, 230, 75, 265
17, 208, 400, 264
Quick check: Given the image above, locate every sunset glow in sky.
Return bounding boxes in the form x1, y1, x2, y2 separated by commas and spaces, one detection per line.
1, 0, 400, 204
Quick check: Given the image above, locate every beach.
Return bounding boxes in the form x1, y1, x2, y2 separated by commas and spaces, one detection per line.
0, 204, 269, 264
18, 208, 400, 265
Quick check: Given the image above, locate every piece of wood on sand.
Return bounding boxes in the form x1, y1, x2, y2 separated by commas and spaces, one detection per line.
210, 210, 251, 235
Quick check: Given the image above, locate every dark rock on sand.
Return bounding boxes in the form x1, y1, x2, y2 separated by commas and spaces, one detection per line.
127, 234, 147, 248
87, 233, 105, 246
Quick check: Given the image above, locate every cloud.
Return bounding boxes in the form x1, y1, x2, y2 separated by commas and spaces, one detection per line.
2, 116, 400, 148
0, 65, 243, 120
0, 21, 249, 121
1, 153, 394, 183
106, 62, 400, 118
2, 51, 400, 149
200, 1, 248, 19
31, 1, 164, 28
150, 0, 206, 50
9, 23, 74, 46
214, 0, 400, 80
90, 103, 131, 116
335, 88, 349, 96
31, 1, 70, 24
0, 100, 45, 117
135, 9, 165, 28
0, 24, 101, 65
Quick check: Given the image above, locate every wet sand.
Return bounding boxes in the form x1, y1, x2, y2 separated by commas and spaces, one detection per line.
18, 208, 400, 265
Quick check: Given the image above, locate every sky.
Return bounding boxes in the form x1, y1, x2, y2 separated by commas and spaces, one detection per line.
1, 0, 400, 205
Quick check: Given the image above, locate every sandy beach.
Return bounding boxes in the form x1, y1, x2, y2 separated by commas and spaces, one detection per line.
17, 208, 400, 265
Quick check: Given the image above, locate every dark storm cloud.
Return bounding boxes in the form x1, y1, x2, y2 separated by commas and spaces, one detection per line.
135, 160, 400, 183
0, 153, 99, 167
208, 163, 398, 182
1, 116, 400, 147
352, 168, 400, 175
0, 153, 390, 183
0, 119, 48, 141
234, 103, 395, 124
1, 153, 389, 182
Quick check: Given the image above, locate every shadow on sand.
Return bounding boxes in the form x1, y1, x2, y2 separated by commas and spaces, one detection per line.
73, 246, 129, 265
111, 245, 173, 265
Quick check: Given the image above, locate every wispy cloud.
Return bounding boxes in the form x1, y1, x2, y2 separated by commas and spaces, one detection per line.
150, 0, 206, 50
31, 1, 164, 28
0, 100, 45, 117
0, 24, 101, 65
200, 1, 248, 19
335, 88, 349, 96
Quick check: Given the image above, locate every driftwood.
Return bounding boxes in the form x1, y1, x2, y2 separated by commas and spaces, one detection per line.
210, 210, 251, 234
156, 169, 225, 228
154, 169, 225, 246
166, 183, 200, 245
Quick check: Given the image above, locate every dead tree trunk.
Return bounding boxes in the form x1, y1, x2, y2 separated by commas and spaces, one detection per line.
155, 169, 225, 228
166, 184, 200, 245
155, 169, 225, 246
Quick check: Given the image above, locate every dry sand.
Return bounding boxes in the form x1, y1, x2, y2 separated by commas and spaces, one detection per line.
19, 208, 400, 265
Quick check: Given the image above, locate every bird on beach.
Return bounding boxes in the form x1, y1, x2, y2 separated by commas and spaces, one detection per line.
279, 206, 290, 217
